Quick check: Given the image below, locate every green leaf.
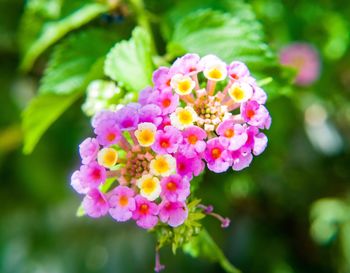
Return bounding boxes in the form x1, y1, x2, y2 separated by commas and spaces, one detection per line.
183, 229, 241, 273
39, 29, 120, 95
20, 2, 110, 71
168, 9, 273, 68
18, 0, 63, 55
22, 92, 81, 154
160, 0, 246, 40
166, 7, 292, 99
104, 27, 154, 93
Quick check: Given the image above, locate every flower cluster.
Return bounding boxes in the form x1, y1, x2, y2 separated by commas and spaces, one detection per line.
71, 53, 271, 230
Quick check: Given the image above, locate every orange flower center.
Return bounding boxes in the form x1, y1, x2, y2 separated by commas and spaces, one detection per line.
106, 132, 116, 141
160, 140, 170, 148
140, 204, 149, 214
119, 195, 129, 207
224, 129, 234, 138
246, 109, 255, 119
211, 148, 221, 159
162, 98, 171, 108
230, 73, 239, 80
188, 134, 198, 144
166, 181, 177, 191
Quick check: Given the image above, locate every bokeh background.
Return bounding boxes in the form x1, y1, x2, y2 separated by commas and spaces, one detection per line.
1, 0, 350, 272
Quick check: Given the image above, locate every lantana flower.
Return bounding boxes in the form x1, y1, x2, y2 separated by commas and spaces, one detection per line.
71, 53, 272, 271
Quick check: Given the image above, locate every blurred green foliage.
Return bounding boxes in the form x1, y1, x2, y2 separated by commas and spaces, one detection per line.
1, 0, 350, 272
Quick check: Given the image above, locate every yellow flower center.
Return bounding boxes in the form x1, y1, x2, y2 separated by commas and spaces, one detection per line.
178, 109, 193, 125
137, 174, 161, 201
178, 80, 191, 94
230, 86, 245, 101
208, 68, 223, 80
150, 155, 176, 177
136, 129, 155, 147
98, 148, 118, 168
153, 157, 170, 174
142, 178, 158, 195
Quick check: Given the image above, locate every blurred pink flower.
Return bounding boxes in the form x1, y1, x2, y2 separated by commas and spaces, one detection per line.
280, 42, 321, 86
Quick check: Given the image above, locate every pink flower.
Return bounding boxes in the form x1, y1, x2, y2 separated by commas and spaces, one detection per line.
108, 186, 136, 222
79, 137, 99, 164
82, 189, 109, 218
152, 126, 183, 154
160, 175, 190, 202
139, 86, 156, 105
241, 100, 271, 129
156, 90, 179, 115
253, 132, 268, 156
139, 104, 163, 126
70, 171, 89, 194
158, 201, 188, 227
157, 116, 172, 131
251, 86, 267, 105
92, 110, 117, 129
94, 121, 122, 146
175, 153, 204, 179
170, 53, 202, 75
115, 105, 139, 131
180, 126, 207, 158
70, 170, 89, 194
132, 195, 159, 229
231, 147, 253, 171
216, 120, 247, 151
244, 126, 268, 156
280, 42, 320, 86
79, 161, 106, 189
152, 67, 172, 91
227, 61, 250, 80
204, 137, 232, 173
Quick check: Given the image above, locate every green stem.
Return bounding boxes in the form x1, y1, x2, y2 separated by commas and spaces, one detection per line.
128, 0, 157, 55
183, 229, 242, 273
